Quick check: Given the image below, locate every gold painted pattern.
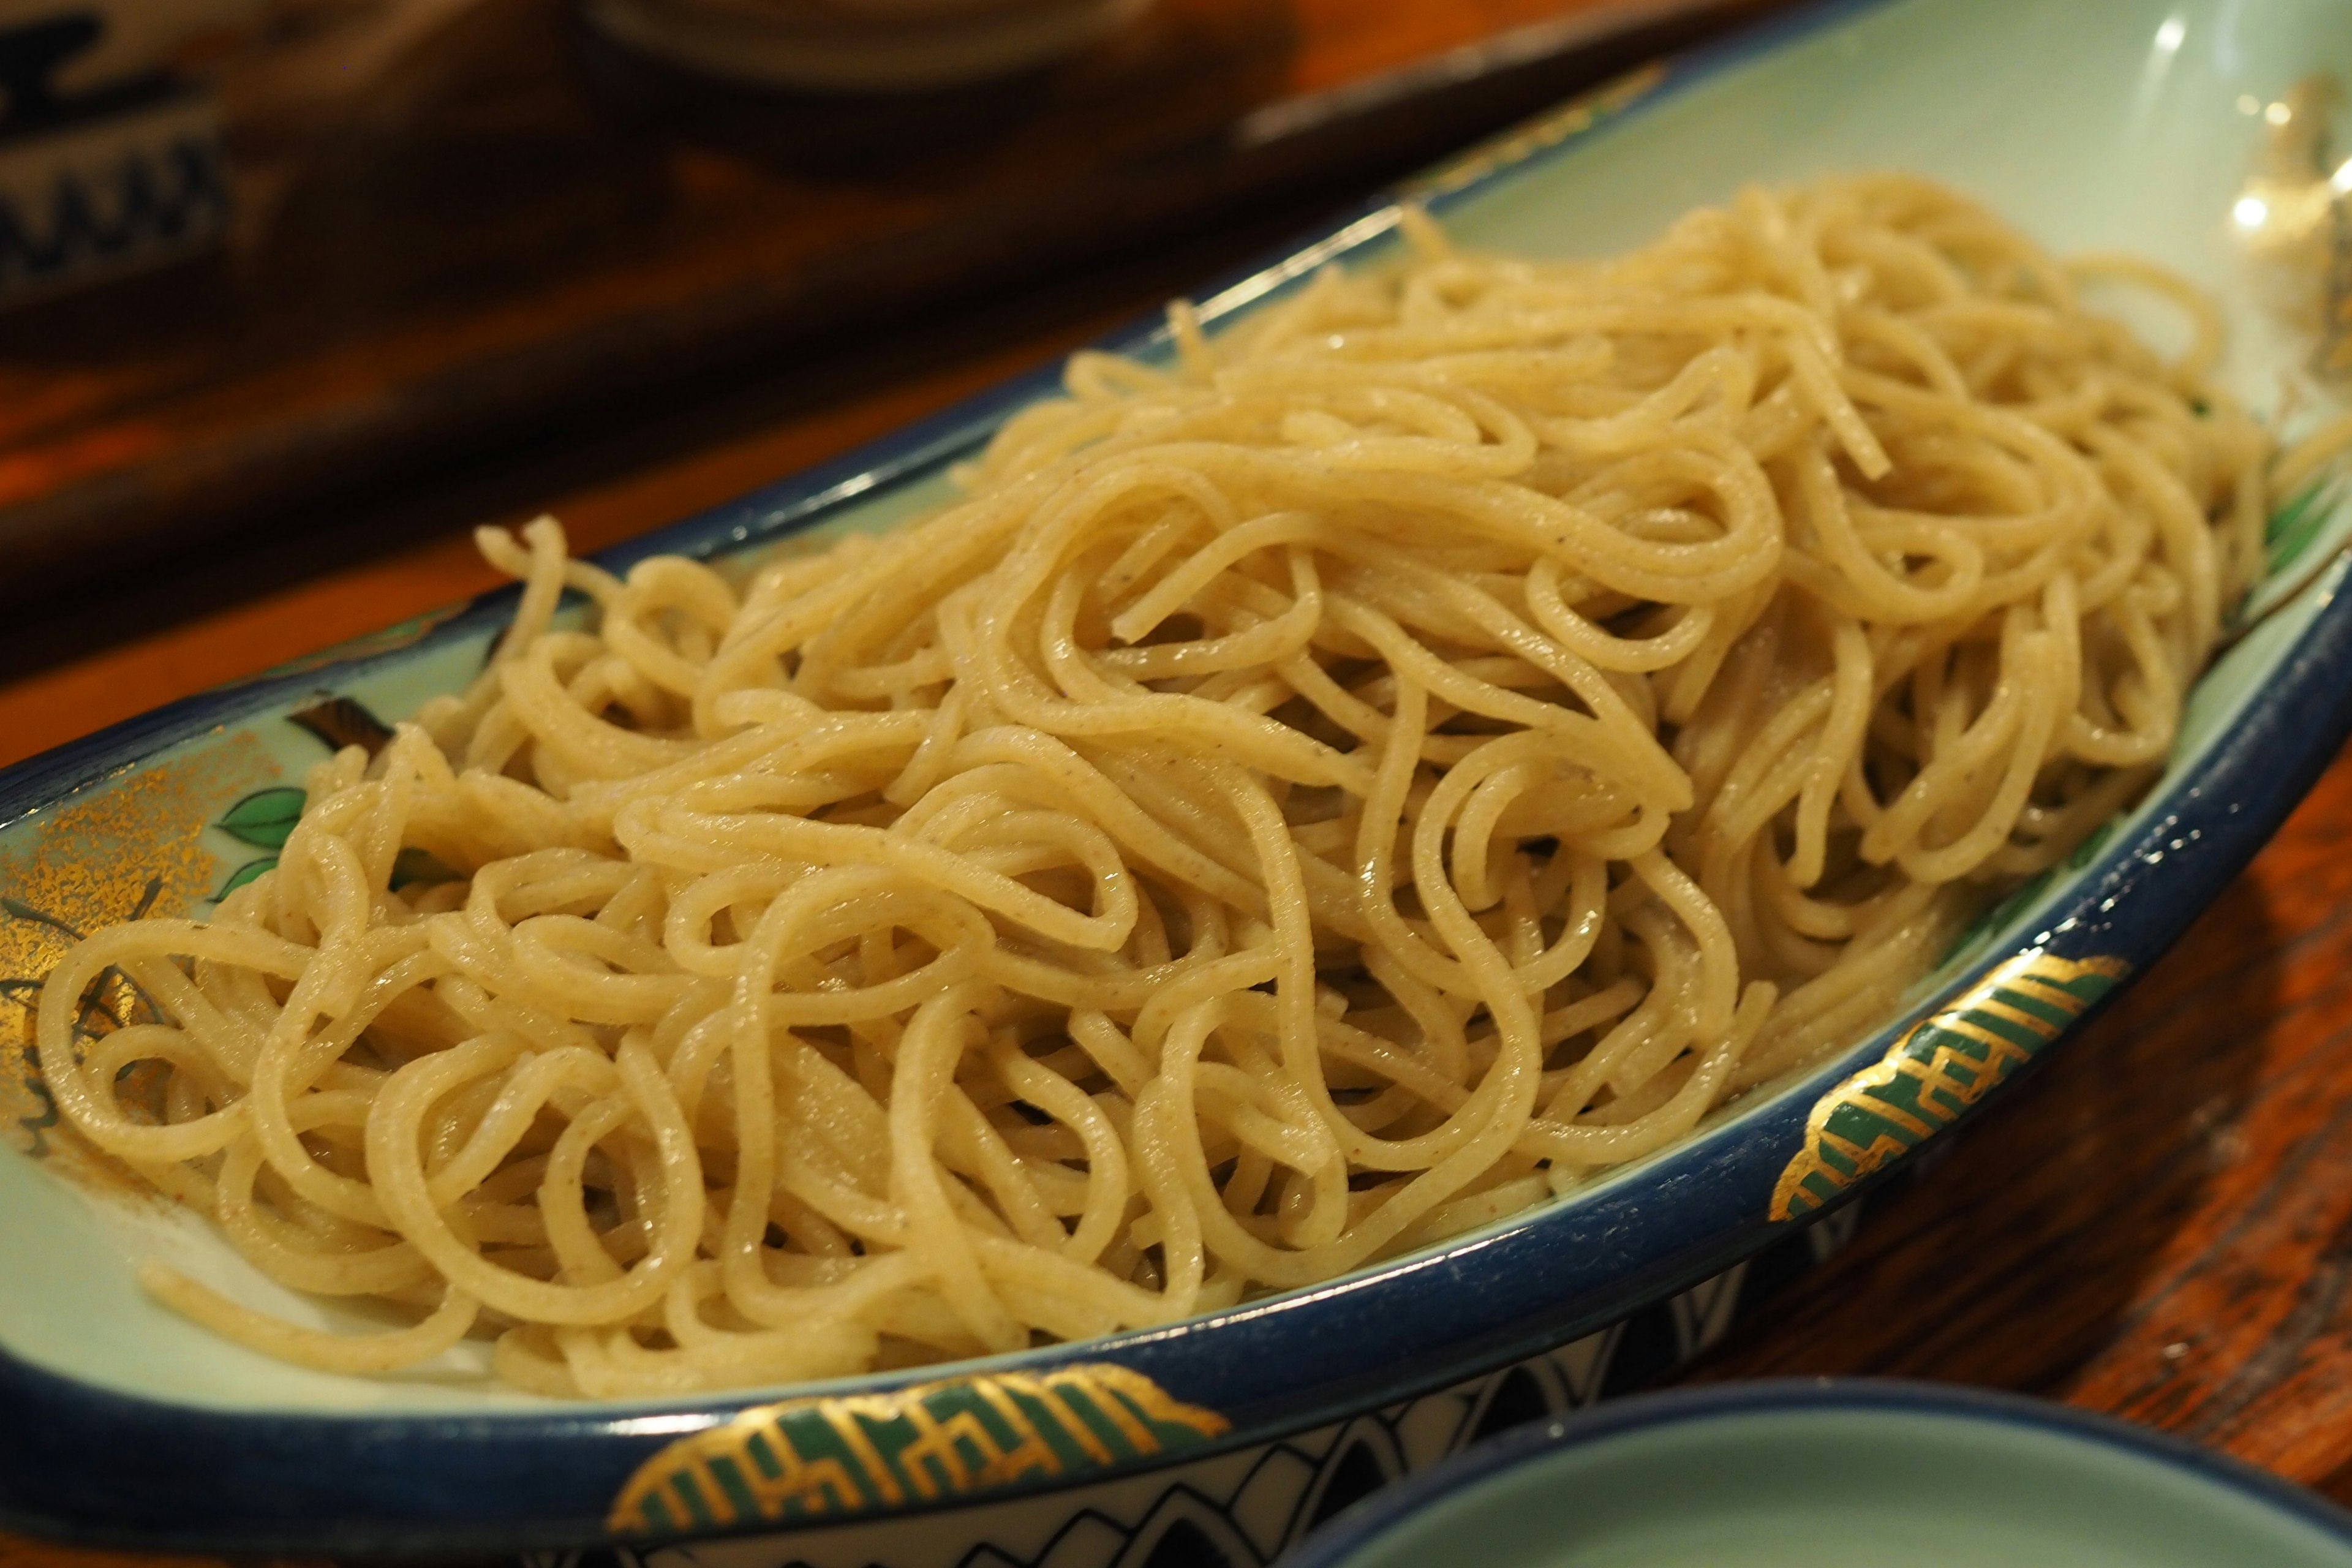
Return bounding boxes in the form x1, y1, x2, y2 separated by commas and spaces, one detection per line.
607, 1363, 1230, 1537
1770, 949, 2130, 1221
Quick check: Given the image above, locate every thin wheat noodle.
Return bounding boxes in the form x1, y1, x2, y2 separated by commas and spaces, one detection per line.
37, 174, 2294, 1393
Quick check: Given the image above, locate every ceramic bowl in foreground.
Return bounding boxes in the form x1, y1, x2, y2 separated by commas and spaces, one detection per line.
1287, 1382, 2352, 1568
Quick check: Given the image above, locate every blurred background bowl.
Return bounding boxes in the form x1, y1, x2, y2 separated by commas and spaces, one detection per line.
0, 0, 256, 303
581, 0, 1156, 92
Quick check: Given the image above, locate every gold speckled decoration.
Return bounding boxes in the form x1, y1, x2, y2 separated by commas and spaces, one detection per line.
608, 1363, 1232, 1537
1770, 949, 2131, 1221
0, 735, 277, 1194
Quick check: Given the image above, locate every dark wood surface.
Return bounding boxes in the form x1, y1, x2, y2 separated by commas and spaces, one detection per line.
0, 0, 1770, 582
9, 2, 2352, 1564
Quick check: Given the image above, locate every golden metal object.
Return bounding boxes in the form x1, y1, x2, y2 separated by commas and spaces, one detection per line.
2233, 76, 2351, 382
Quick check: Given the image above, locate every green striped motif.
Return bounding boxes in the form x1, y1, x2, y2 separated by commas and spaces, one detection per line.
1771, 949, 2128, 1221
2268, 473, 2344, 578
608, 1363, 1229, 1537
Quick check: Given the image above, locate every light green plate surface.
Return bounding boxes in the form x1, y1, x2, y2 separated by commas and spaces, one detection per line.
1319, 1399, 2352, 1567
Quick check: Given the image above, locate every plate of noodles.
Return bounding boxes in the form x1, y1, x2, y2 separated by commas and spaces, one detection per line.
3, 0, 2350, 1559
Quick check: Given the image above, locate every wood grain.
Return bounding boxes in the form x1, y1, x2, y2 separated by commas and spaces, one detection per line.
0, 211, 1275, 767
0, 0, 1773, 582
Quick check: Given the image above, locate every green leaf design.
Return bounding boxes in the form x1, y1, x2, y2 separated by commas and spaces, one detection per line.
213, 857, 277, 900
288, 695, 396, 758
390, 847, 459, 891
216, 786, 306, 850
2064, 815, 2119, 872
1938, 818, 2119, 967
2267, 475, 2341, 575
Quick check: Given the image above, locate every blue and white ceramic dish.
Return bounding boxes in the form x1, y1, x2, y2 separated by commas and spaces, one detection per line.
1285, 1381, 2352, 1568
3, 0, 2350, 1561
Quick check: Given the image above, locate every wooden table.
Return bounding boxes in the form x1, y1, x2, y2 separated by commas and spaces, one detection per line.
0, 0, 1766, 582
1691, 755, 2352, 1504
7, 1, 2352, 1564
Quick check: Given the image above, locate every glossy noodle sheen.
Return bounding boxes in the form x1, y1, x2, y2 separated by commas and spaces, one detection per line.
39, 175, 2272, 1396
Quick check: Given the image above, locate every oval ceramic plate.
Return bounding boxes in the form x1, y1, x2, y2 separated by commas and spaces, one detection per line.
1286, 1382, 2352, 1568
2, 0, 2350, 1558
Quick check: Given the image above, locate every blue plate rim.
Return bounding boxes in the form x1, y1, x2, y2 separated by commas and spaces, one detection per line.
1281, 1378, 2352, 1568
7, 0, 2351, 1553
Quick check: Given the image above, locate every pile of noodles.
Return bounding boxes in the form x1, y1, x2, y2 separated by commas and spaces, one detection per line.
37, 175, 2275, 1396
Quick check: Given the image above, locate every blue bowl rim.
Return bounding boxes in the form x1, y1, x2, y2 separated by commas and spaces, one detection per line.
1282, 1378, 2352, 1568
6, 0, 2351, 1555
